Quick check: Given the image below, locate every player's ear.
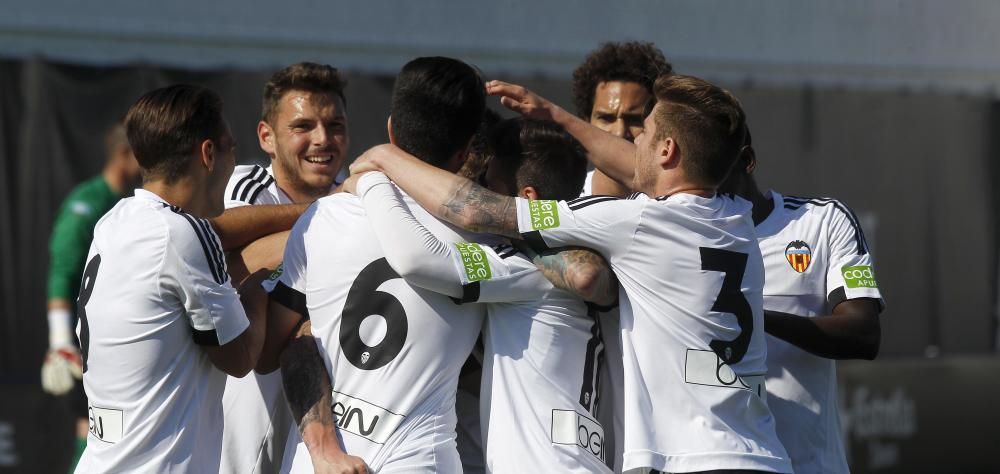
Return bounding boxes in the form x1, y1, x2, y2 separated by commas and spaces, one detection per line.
258, 121, 275, 156
199, 139, 215, 173
742, 146, 757, 175
520, 186, 539, 200
658, 137, 678, 170
386, 116, 396, 145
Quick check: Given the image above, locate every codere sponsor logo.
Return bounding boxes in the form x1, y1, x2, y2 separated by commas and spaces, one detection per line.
267, 263, 284, 281
529, 200, 560, 230
455, 243, 492, 282
843, 265, 878, 289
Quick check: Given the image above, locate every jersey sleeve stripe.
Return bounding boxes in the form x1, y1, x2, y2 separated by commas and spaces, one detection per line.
246, 175, 275, 204
230, 165, 264, 201
176, 212, 227, 285
568, 196, 619, 211
191, 327, 221, 346
195, 218, 229, 283
783, 196, 869, 255
238, 167, 269, 202
270, 281, 310, 319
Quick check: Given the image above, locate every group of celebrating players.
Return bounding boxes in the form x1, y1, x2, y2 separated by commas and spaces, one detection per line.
46, 41, 884, 473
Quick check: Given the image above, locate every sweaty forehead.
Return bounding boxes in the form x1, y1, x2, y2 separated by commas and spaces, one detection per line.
278, 90, 346, 119
593, 81, 652, 112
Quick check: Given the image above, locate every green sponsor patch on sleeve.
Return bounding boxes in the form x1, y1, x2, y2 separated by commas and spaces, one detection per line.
267, 263, 284, 281
842, 265, 877, 289
528, 200, 560, 230
455, 243, 493, 282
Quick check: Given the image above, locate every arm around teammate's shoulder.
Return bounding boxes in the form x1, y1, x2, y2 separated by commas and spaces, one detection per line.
519, 245, 618, 307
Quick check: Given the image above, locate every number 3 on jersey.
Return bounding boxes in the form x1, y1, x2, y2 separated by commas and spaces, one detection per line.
340, 258, 408, 370
700, 248, 752, 364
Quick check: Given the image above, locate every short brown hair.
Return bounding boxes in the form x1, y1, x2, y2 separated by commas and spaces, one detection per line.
262, 62, 346, 124
125, 84, 227, 183
652, 75, 746, 187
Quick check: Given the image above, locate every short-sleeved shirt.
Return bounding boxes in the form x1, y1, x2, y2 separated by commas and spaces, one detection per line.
75, 189, 248, 473
465, 246, 612, 474
354, 173, 612, 473
47, 175, 120, 302
758, 191, 884, 473
273, 192, 488, 473
514, 193, 792, 473
220, 163, 301, 473
225, 164, 290, 207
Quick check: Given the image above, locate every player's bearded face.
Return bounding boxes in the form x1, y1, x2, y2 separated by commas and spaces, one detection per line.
268, 90, 349, 198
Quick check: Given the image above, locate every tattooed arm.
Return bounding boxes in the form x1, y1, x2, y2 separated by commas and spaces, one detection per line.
277, 312, 369, 473
515, 243, 618, 307
350, 145, 520, 238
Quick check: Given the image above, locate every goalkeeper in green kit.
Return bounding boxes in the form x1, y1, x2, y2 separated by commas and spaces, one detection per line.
40, 123, 140, 472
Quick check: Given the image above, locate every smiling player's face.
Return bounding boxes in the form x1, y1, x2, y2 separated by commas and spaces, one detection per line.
261, 90, 349, 201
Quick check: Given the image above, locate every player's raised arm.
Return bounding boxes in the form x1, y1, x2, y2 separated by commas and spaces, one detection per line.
486, 80, 636, 188
351, 144, 521, 238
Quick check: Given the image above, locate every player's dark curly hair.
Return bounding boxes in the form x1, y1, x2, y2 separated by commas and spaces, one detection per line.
572, 41, 673, 119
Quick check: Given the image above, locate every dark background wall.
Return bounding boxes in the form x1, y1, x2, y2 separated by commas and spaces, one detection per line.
0, 58, 997, 472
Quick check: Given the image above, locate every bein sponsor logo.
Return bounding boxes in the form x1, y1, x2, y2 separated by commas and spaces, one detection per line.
331, 391, 405, 444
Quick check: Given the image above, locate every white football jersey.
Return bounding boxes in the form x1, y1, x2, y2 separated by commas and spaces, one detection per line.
577, 181, 625, 473
74, 189, 249, 473
758, 191, 884, 474
514, 193, 792, 473
580, 169, 596, 197
354, 172, 612, 473
273, 191, 489, 473
220, 163, 299, 473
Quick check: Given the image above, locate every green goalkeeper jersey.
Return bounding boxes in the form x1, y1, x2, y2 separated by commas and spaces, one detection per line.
47, 175, 121, 302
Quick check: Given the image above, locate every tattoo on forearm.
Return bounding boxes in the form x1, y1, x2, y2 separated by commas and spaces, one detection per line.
532, 247, 618, 305
442, 180, 519, 237
280, 321, 333, 439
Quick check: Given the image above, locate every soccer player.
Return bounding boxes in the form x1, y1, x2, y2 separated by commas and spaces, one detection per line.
74, 84, 267, 473
261, 56, 493, 473
572, 41, 672, 197
571, 41, 672, 470
217, 62, 350, 473
40, 123, 140, 471
718, 129, 883, 473
349, 74, 794, 473
348, 117, 616, 473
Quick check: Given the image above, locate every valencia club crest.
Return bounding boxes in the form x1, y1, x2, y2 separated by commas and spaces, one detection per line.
785, 240, 812, 273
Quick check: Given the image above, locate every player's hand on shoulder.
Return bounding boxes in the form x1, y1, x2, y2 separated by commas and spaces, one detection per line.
349, 144, 395, 177
41, 346, 83, 395
340, 173, 362, 195
311, 451, 370, 474
485, 80, 559, 121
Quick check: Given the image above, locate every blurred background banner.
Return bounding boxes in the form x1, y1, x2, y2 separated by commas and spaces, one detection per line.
1, 1, 998, 472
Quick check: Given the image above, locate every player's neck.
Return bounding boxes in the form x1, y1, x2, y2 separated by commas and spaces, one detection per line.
143, 179, 208, 215
745, 179, 774, 225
